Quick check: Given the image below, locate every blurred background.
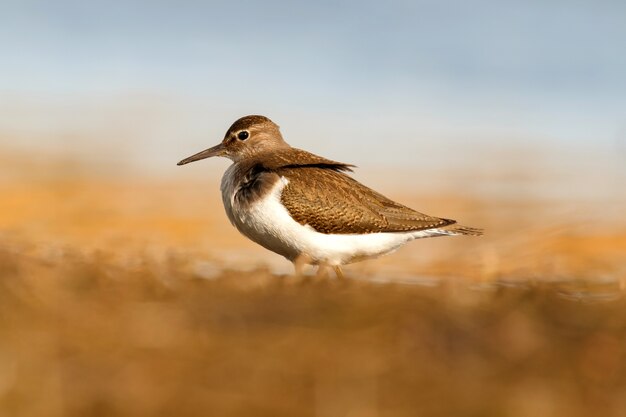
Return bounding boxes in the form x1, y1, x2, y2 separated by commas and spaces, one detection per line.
1, 1, 626, 416
1, 0, 625, 275
2, 0, 625, 172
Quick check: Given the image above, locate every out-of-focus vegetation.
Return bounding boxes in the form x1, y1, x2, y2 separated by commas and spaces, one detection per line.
1, 244, 626, 417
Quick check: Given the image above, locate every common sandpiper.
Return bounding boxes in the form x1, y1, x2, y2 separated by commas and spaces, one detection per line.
178, 115, 482, 278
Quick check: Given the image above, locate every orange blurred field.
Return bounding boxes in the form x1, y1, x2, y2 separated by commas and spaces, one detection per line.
1, 162, 624, 282
3, 0, 626, 414
1, 151, 626, 416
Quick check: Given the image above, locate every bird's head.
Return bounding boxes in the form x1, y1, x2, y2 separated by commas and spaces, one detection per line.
177, 115, 289, 165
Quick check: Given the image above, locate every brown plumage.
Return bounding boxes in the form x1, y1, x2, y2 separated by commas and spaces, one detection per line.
234, 148, 458, 234
177, 115, 482, 274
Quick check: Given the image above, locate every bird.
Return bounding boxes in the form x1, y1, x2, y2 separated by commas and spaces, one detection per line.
177, 115, 482, 278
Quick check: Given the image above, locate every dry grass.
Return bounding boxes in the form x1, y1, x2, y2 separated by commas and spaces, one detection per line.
1, 246, 626, 417
1, 163, 626, 416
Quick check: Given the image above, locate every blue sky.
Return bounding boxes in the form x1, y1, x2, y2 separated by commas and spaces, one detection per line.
1, 0, 625, 171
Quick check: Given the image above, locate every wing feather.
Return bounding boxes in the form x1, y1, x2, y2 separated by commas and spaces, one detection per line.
278, 167, 455, 234
239, 148, 455, 235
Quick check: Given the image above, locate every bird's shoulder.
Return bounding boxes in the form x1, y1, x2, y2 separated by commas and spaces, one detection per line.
253, 148, 355, 172
228, 148, 347, 208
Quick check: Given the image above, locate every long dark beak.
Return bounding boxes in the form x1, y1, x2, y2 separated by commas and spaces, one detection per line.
177, 143, 226, 166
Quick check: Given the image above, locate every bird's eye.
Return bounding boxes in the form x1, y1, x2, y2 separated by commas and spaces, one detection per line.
237, 131, 249, 140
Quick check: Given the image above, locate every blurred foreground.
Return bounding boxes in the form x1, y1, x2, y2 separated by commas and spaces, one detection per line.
1, 151, 626, 416
1, 247, 626, 417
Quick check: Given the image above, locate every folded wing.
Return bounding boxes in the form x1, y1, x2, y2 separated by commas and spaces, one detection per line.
276, 168, 455, 234
241, 148, 456, 235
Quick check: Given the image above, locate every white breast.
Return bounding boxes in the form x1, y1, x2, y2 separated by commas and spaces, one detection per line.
220, 166, 448, 265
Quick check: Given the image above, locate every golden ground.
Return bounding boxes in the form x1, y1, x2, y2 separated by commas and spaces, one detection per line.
1, 161, 626, 416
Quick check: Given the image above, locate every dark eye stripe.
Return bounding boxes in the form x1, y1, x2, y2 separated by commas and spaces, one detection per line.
238, 131, 249, 140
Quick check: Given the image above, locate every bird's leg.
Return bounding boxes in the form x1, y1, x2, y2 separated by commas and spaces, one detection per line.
293, 254, 311, 277
333, 266, 345, 280
316, 263, 330, 279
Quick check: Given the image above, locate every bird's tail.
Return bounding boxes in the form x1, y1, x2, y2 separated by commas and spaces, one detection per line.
440, 224, 484, 236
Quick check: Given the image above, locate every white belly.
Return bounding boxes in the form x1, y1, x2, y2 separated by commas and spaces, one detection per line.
220, 167, 446, 265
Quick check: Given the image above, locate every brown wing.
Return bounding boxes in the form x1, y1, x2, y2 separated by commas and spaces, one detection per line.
278, 166, 455, 234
